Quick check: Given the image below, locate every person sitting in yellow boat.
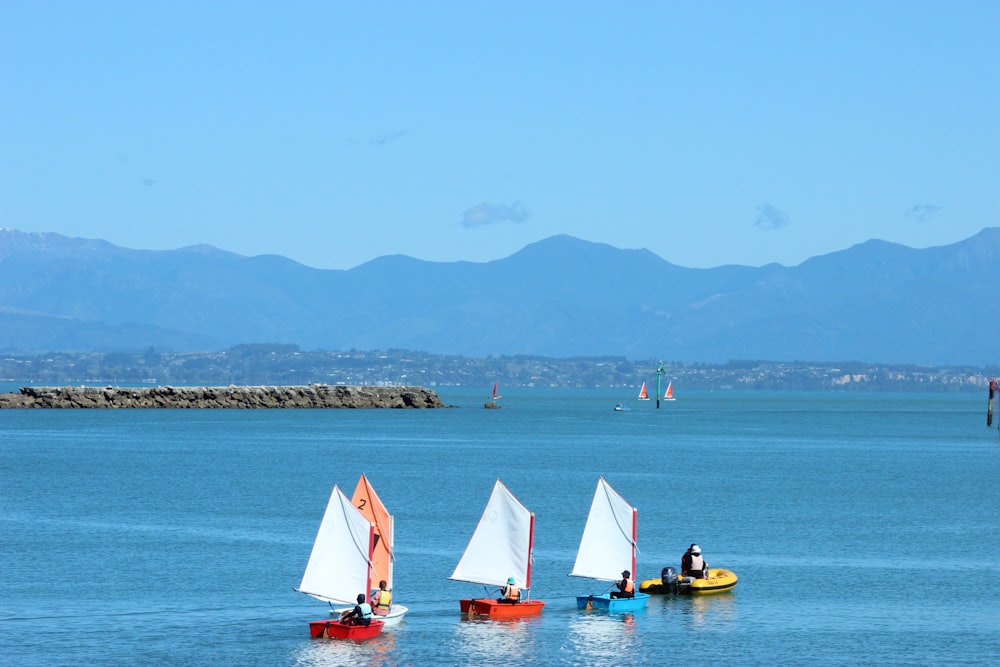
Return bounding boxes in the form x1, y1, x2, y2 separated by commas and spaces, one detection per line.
498, 576, 521, 603
681, 544, 708, 579
369, 579, 391, 616
610, 569, 635, 598
340, 593, 374, 626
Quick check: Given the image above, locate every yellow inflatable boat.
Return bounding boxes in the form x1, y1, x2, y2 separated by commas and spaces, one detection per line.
640, 567, 738, 595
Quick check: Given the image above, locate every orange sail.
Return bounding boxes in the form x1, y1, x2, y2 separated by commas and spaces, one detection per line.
664, 382, 676, 400
351, 474, 394, 591
637, 382, 649, 400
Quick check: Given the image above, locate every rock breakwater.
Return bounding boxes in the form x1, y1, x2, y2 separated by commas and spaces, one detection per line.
0, 385, 445, 409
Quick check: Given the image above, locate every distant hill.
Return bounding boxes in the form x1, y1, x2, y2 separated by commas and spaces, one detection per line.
1, 227, 998, 364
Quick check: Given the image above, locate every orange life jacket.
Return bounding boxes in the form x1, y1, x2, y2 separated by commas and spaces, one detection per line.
503, 584, 520, 601
622, 578, 634, 594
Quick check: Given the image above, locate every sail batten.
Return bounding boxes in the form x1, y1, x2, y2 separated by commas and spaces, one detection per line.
570, 477, 639, 581
450, 479, 534, 589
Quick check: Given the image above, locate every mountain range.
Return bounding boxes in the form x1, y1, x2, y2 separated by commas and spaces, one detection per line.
1, 227, 998, 365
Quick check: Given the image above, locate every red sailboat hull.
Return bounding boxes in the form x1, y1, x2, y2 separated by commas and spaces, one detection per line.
309, 619, 384, 640
459, 599, 545, 618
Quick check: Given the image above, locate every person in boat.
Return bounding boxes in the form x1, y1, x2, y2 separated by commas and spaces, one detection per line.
340, 593, 374, 626
610, 570, 635, 598
497, 576, 521, 604
369, 579, 392, 616
681, 544, 708, 579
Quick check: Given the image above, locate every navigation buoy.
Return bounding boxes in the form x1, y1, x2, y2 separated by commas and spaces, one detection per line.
989, 379, 997, 427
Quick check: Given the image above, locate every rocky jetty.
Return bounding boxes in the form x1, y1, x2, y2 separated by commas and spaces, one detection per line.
0, 384, 445, 409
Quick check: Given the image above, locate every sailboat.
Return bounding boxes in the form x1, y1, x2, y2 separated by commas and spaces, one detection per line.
664, 381, 676, 401
484, 381, 502, 409
450, 479, 545, 618
297, 485, 385, 640
342, 474, 408, 624
570, 477, 650, 613
637, 382, 650, 400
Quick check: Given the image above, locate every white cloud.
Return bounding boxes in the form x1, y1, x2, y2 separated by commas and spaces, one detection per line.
903, 204, 942, 222
754, 204, 790, 230
460, 201, 529, 227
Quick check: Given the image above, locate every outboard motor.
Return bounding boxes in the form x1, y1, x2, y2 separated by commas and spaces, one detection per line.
661, 566, 679, 594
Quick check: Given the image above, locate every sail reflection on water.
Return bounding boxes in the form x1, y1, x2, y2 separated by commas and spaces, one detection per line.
565, 613, 641, 660
680, 594, 738, 631
290, 631, 398, 667
451, 616, 540, 663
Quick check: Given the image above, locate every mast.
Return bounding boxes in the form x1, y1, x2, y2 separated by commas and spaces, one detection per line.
387, 514, 395, 588
526, 512, 535, 596
631, 506, 638, 579
656, 362, 663, 409
366, 522, 375, 597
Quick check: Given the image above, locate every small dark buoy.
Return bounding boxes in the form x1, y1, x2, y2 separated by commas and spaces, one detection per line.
989, 379, 997, 427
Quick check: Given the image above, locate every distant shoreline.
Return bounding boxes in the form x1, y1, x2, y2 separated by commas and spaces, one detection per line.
0, 348, 996, 393
0, 384, 445, 409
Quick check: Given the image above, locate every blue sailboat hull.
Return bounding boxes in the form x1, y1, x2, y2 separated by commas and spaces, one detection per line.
576, 592, 650, 613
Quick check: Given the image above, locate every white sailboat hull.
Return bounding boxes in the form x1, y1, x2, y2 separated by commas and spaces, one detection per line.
332, 603, 408, 625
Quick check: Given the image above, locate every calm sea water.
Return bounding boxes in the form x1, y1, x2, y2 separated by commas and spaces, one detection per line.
2, 389, 999, 666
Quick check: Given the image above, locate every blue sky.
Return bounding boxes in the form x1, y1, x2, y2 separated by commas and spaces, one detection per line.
2, 1, 997, 270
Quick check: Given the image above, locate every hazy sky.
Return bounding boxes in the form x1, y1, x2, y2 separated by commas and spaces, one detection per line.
2, 1, 997, 270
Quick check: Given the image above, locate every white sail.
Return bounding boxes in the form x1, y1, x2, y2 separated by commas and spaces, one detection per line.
570, 477, 637, 581
450, 479, 533, 589
298, 485, 374, 605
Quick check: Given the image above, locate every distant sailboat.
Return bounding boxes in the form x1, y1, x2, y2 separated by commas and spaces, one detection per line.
664, 382, 676, 401
637, 382, 650, 400
484, 381, 502, 409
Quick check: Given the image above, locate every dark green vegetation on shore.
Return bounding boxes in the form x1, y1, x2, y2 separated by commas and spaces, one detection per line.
1, 345, 995, 392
